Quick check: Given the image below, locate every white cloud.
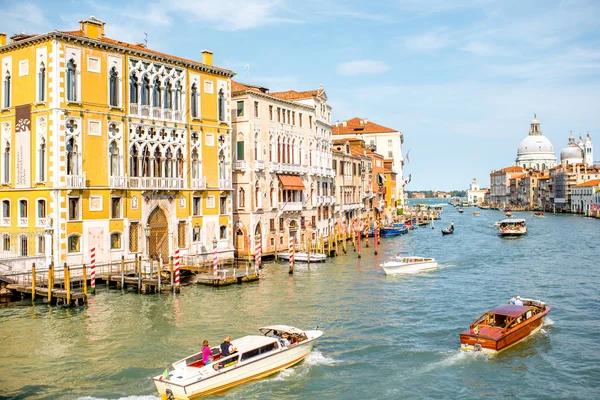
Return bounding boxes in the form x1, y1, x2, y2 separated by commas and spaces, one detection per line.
403, 31, 451, 51
336, 60, 391, 76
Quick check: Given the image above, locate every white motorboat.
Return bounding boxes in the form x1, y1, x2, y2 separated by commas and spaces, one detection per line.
381, 256, 438, 275
276, 251, 327, 262
498, 218, 527, 236
154, 325, 323, 399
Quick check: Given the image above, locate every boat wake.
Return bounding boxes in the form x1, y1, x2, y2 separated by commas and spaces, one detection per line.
411, 350, 487, 377
438, 264, 456, 269
543, 316, 554, 327
304, 348, 338, 366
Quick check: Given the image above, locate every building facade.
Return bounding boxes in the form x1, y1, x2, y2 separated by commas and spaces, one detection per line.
489, 166, 524, 206
230, 81, 335, 255
467, 178, 487, 205
332, 118, 404, 208
515, 115, 557, 170
570, 179, 600, 215
0, 17, 235, 270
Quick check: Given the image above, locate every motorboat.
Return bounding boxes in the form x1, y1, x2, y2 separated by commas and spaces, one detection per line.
154, 325, 323, 399
505, 211, 513, 217
459, 298, 550, 354
457, 207, 464, 213
381, 256, 438, 275
498, 218, 527, 236
493, 221, 501, 229
534, 212, 544, 218
276, 251, 327, 262
473, 211, 480, 216
380, 225, 409, 236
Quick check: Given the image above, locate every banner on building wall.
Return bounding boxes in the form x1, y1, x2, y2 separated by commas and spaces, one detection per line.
15, 104, 31, 188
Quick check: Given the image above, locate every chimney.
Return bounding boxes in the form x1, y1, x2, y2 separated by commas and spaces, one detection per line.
202, 50, 213, 66
79, 16, 105, 39
363, 118, 368, 124
359, 119, 364, 126
342, 121, 347, 127
0, 33, 6, 47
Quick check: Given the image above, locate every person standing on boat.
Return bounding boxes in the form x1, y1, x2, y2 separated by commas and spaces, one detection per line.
220, 336, 237, 357
202, 340, 212, 365
514, 296, 524, 306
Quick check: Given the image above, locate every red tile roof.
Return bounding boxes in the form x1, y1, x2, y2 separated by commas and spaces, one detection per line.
269, 89, 322, 100
575, 179, 600, 187
332, 118, 397, 135
496, 166, 525, 173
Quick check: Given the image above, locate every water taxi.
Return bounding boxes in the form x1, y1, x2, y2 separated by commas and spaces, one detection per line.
498, 218, 527, 236
381, 256, 438, 275
534, 212, 544, 218
473, 211, 480, 216
276, 252, 327, 262
459, 298, 550, 354
457, 207, 464, 213
154, 325, 323, 399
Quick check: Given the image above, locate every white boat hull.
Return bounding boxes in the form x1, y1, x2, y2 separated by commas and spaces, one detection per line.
277, 252, 327, 262
499, 227, 527, 236
154, 330, 322, 399
382, 261, 438, 275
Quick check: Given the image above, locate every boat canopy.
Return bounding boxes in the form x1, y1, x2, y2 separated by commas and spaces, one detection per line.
489, 304, 530, 317
259, 325, 306, 335
231, 335, 279, 353
499, 218, 526, 224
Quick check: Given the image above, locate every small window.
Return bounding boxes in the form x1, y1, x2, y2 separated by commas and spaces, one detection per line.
37, 199, 46, 218
269, 218, 275, 232
269, 105, 273, 120
2, 199, 9, 218
254, 101, 259, 118
2, 234, 10, 251
110, 232, 121, 249
129, 222, 139, 252
299, 113, 303, 127
219, 225, 227, 239
19, 199, 27, 218
279, 218, 284, 231
309, 116, 313, 129
277, 107, 281, 122
236, 101, 245, 117
192, 197, 201, 215
219, 196, 227, 214
68, 235, 80, 253
20, 235, 28, 256
111, 197, 121, 219
68, 197, 80, 220
37, 235, 45, 254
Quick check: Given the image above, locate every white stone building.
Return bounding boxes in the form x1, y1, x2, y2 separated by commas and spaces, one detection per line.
571, 179, 600, 214
515, 115, 557, 171
467, 177, 487, 205
230, 81, 334, 257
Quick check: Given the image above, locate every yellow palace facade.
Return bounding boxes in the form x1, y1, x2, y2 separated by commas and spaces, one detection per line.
0, 17, 235, 269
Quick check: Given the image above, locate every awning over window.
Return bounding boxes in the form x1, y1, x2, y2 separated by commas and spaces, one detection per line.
278, 175, 306, 190
378, 173, 387, 184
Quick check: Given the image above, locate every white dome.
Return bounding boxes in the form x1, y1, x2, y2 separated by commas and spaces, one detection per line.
517, 135, 555, 156
560, 145, 583, 163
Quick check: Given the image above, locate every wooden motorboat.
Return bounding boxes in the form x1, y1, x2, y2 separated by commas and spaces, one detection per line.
154, 325, 323, 399
277, 251, 326, 262
459, 299, 550, 354
380, 225, 409, 236
457, 207, 464, 213
498, 218, 527, 236
381, 256, 438, 275
534, 212, 544, 218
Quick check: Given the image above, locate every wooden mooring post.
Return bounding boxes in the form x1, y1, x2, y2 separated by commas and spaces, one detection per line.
82, 264, 87, 296
137, 255, 142, 293
31, 263, 36, 303
47, 262, 54, 303
121, 255, 125, 289
64, 263, 71, 305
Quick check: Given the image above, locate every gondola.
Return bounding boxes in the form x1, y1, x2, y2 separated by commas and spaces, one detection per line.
441, 227, 454, 235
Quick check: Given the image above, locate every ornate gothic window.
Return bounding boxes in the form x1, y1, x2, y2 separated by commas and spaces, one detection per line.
176, 149, 184, 178
255, 181, 260, 208
3, 71, 11, 108
191, 83, 198, 118
174, 82, 182, 111
129, 72, 139, 104
66, 137, 79, 176
3, 143, 10, 183
38, 63, 45, 102
37, 138, 45, 182
191, 148, 199, 179
164, 80, 172, 109
130, 146, 139, 177
165, 148, 173, 178
218, 89, 225, 122
142, 146, 151, 177
66, 59, 77, 102
153, 147, 162, 177
239, 187, 245, 208
152, 78, 161, 107
218, 150, 226, 180
109, 67, 119, 107
109, 141, 119, 176
141, 76, 150, 106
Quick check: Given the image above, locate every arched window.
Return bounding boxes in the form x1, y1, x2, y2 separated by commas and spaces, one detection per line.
270, 182, 275, 207
254, 133, 259, 161
3, 71, 11, 108
176, 149, 184, 178
68, 234, 80, 253
165, 148, 173, 178
269, 136, 273, 162
239, 187, 245, 208
153, 147, 162, 177
191, 148, 199, 179
110, 232, 122, 249
218, 150, 226, 180
130, 146, 139, 177
19, 235, 28, 256
174, 82, 182, 111
109, 67, 119, 107
2, 233, 10, 252
109, 141, 119, 176
37, 199, 46, 220
219, 225, 227, 239
3, 143, 10, 183
1, 199, 9, 219
66, 59, 77, 102
129, 72, 139, 104
141, 76, 150, 106
66, 137, 78, 176
19, 199, 27, 218
164, 80, 172, 109
191, 83, 199, 118
142, 146, 151, 177
218, 89, 225, 122
152, 78, 161, 107
37, 138, 45, 182
38, 63, 46, 102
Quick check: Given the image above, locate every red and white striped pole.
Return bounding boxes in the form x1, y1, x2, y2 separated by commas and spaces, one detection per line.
212, 239, 218, 279
174, 248, 180, 292
90, 246, 96, 293
288, 235, 294, 274
254, 234, 261, 272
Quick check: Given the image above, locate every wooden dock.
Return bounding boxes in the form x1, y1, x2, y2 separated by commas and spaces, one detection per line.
6, 284, 87, 306
196, 271, 260, 287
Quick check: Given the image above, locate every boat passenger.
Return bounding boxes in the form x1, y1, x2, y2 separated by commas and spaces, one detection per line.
220, 336, 237, 357
509, 296, 516, 305
514, 296, 523, 306
280, 333, 291, 347
202, 340, 212, 365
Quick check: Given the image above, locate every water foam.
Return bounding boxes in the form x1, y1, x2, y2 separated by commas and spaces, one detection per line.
412, 350, 487, 377
543, 316, 554, 327
304, 349, 338, 366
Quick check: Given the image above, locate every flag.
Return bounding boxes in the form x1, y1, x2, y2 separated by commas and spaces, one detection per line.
402, 174, 412, 187
405, 149, 411, 163
161, 368, 169, 380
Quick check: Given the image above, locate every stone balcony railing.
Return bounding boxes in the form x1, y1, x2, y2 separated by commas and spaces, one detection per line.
255, 160, 265, 170
191, 177, 206, 190
129, 103, 185, 122
36, 217, 48, 227
279, 201, 303, 212
325, 168, 335, 177
109, 176, 128, 188
233, 160, 247, 171
129, 177, 184, 190
219, 179, 233, 190
344, 175, 353, 182
66, 173, 86, 189
1, 217, 9, 226
271, 162, 307, 175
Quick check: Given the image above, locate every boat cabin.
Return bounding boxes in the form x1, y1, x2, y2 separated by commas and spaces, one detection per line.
499, 218, 526, 229
470, 304, 542, 334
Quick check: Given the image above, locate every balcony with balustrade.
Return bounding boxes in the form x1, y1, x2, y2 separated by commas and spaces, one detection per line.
233, 161, 247, 171
66, 173, 86, 189
36, 217, 48, 228
219, 179, 233, 190
129, 103, 185, 123
109, 176, 128, 188
129, 177, 183, 190
279, 201, 303, 212
272, 163, 307, 175
191, 177, 206, 190
255, 160, 265, 171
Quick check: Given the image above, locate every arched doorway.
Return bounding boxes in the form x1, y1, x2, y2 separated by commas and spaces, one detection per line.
235, 228, 246, 255
148, 207, 169, 262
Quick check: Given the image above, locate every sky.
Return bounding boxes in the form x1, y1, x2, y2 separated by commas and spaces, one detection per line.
1, 0, 599, 190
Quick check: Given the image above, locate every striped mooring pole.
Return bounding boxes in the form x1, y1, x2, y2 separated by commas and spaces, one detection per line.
174, 248, 181, 293
212, 240, 218, 279
254, 234, 262, 272
288, 235, 294, 274
90, 246, 96, 294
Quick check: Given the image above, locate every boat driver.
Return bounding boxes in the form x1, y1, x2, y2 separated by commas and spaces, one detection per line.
220, 336, 237, 357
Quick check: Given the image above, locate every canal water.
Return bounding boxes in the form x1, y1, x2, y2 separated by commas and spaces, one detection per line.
1, 203, 599, 399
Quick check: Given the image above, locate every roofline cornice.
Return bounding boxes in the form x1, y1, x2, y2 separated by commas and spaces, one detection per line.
0, 32, 236, 78
232, 90, 314, 110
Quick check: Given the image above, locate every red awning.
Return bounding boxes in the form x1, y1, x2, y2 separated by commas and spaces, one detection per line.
278, 175, 306, 190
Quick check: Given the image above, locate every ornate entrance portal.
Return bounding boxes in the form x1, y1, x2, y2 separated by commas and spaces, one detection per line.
148, 207, 169, 262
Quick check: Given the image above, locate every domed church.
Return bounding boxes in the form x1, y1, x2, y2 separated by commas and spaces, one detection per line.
560, 131, 593, 166
515, 114, 557, 171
